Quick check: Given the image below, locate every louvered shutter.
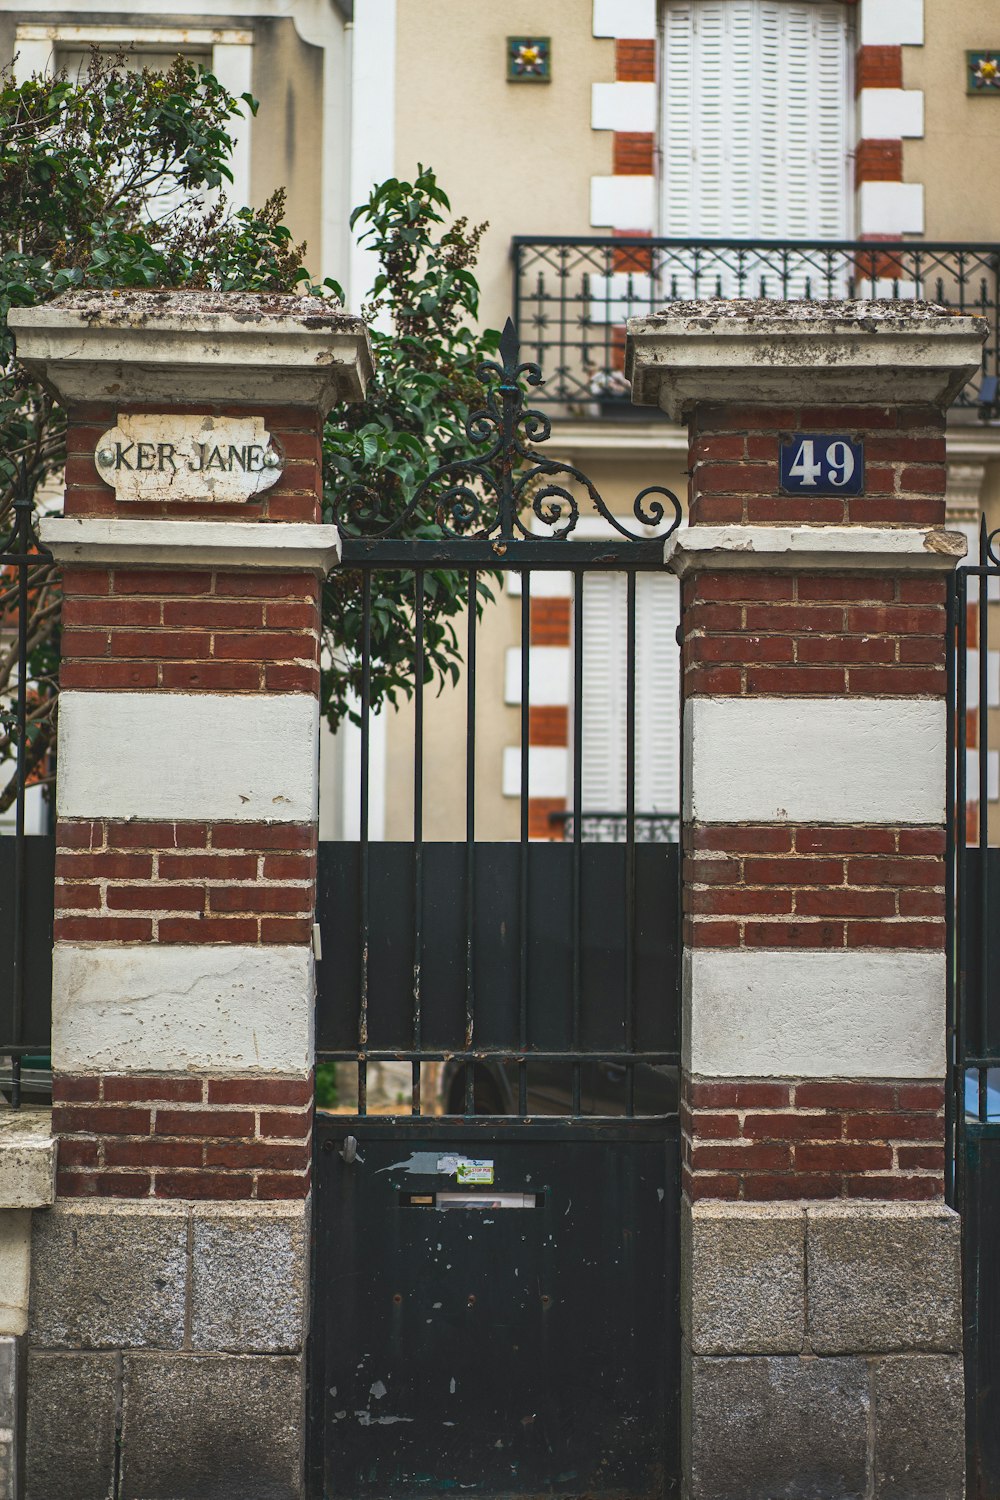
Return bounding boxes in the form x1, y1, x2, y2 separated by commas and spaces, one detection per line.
578, 574, 680, 818
662, 1, 851, 256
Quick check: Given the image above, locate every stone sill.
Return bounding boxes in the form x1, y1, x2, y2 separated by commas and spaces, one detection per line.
0, 1110, 56, 1208
40, 517, 342, 575
665, 524, 967, 575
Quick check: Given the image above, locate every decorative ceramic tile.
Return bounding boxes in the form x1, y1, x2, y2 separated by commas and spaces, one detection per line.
968, 51, 1000, 93
508, 37, 551, 83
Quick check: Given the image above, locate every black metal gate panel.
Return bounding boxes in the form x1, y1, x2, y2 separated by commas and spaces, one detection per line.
308, 323, 682, 1498
310, 1118, 678, 1499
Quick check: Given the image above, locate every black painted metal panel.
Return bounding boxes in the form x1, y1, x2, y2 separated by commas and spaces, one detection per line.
308, 1117, 679, 1500
0, 834, 54, 1052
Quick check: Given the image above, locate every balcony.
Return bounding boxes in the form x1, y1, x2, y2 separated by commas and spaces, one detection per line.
511, 236, 1000, 416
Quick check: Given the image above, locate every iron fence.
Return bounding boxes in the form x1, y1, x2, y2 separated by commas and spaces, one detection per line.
513, 236, 1000, 413
549, 811, 680, 843
0, 471, 54, 1108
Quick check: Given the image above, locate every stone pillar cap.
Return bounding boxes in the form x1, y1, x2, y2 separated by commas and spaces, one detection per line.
9, 289, 373, 411
626, 298, 988, 418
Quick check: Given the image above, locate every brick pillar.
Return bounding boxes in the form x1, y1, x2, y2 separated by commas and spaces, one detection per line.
9, 291, 370, 1499
628, 301, 983, 1500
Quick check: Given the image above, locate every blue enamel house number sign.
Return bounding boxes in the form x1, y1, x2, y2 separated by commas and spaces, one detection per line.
779, 434, 864, 497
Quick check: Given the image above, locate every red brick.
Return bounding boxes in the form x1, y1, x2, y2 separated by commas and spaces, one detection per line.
213, 572, 318, 599
260, 917, 313, 944
157, 917, 259, 943
898, 829, 946, 856
744, 666, 847, 695
209, 886, 309, 915
110, 629, 212, 660
849, 668, 945, 695
154, 1109, 254, 1138
797, 404, 896, 429
897, 1083, 945, 1110
102, 1077, 205, 1103
162, 600, 263, 629
693, 827, 792, 854
797, 576, 895, 603
204, 1141, 309, 1169
53, 916, 154, 942
690, 888, 794, 916
794, 1081, 895, 1110
207, 1078, 313, 1106
56, 852, 154, 880
212, 824, 315, 850
61, 661, 161, 690
686, 919, 741, 947
856, 44, 903, 90
613, 132, 654, 175
64, 598, 162, 627
796, 827, 895, 855
696, 404, 798, 432
742, 1113, 843, 1141
684, 666, 745, 695
744, 920, 845, 947
158, 853, 257, 881
58, 1138, 101, 1168
899, 465, 946, 495
54, 883, 102, 910
798, 888, 895, 918
691, 635, 795, 665
896, 1146, 945, 1171
58, 1171, 152, 1198
747, 498, 846, 525
696, 462, 778, 494
63, 568, 111, 596
740, 1173, 843, 1201
155, 1172, 254, 1200
898, 578, 947, 605
846, 920, 943, 948
845, 1175, 941, 1200
693, 575, 795, 603
52, 1076, 102, 1103
107, 885, 205, 912
795, 1142, 893, 1172
690, 1113, 742, 1140
744, 857, 843, 886
160, 663, 263, 691
63, 630, 109, 658
616, 38, 655, 81
847, 856, 941, 886
688, 602, 745, 632
53, 1105, 152, 1135
690, 496, 745, 525
690, 1081, 792, 1109
743, 605, 845, 633
259, 1110, 311, 1140
691, 435, 746, 462
106, 821, 208, 849
56, 822, 100, 850
691, 1142, 792, 1171
264, 602, 319, 630
900, 890, 945, 917
855, 138, 903, 186
105, 1139, 204, 1168
844, 1112, 943, 1141
261, 853, 315, 881
264, 664, 320, 693
257, 1173, 311, 1200
684, 1172, 741, 1200
797, 637, 896, 666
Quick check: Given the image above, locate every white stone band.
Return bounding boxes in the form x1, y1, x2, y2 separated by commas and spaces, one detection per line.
665, 525, 966, 575
684, 697, 945, 825
52, 944, 314, 1075
40, 518, 342, 575
684, 948, 944, 1079
58, 692, 320, 823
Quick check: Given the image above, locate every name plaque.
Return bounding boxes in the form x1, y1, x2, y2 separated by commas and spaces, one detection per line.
94, 414, 284, 503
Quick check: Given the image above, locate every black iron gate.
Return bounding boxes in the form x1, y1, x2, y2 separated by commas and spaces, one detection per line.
951, 520, 1000, 1498
307, 324, 683, 1499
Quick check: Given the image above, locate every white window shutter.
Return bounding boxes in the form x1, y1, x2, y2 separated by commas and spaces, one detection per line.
577, 574, 680, 817
662, 1, 851, 247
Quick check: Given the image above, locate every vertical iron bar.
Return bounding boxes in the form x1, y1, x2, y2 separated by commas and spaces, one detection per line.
946, 572, 957, 1203
10, 496, 30, 1110
518, 568, 531, 1117
572, 570, 584, 1116
980, 548, 989, 1125
464, 568, 478, 1116
625, 571, 637, 1118
957, 564, 970, 1199
358, 569, 372, 1117
412, 569, 425, 1116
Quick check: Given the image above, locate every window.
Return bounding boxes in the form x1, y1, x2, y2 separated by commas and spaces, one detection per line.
579, 572, 681, 825
661, 0, 852, 277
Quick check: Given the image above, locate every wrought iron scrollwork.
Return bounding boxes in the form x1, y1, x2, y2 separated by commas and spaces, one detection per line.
334, 318, 682, 544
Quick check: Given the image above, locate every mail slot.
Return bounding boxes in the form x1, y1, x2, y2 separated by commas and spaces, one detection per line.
401, 1191, 542, 1209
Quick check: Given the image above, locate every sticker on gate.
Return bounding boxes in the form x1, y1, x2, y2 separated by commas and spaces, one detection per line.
444, 1157, 495, 1185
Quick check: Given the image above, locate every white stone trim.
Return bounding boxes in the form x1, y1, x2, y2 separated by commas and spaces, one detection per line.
593, 0, 657, 39
684, 697, 945, 825
684, 948, 944, 1079
52, 944, 314, 1075
858, 88, 924, 141
504, 647, 571, 707
590, 176, 656, 231
627, 300, 982, 415
15, 23, 253, 45
592, 82, 657, 133
859, 0, 924, 48
349, 0, 397, 312
0, 1115, 56, 1209
8, 294, 372, 409
665, 525, 966, 576
857, 181, 925, 238
502, 746, 568, 799
57, 692, 319, 823
40, 517, 341, 575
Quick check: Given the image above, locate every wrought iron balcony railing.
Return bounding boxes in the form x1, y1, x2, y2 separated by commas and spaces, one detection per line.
512, 236, 1000, 414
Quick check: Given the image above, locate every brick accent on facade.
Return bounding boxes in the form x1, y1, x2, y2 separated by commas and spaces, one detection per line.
52, 1075, 312, 1200
688, 404, 947, 528
681, 1079, 945, 1201
855, 138, 904, 188
856, 44, 904, 92
685, 825, 945, 949
63, 405, 323, 523
615, 39, 655, 82
59, 568, 321, 695
682, 572, 947, 698
54, 820, 317, 945
613, 132, 655, 176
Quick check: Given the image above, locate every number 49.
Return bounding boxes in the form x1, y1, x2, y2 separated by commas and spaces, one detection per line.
787, 437, 856, 488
